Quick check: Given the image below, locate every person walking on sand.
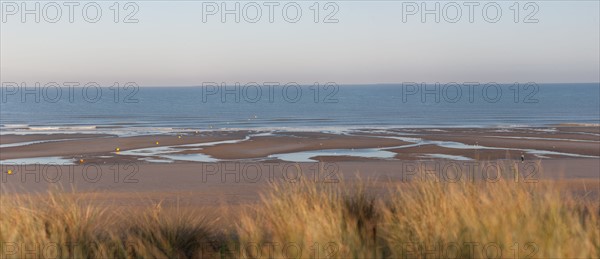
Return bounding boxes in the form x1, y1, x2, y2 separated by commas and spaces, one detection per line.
520, 153, 525, 163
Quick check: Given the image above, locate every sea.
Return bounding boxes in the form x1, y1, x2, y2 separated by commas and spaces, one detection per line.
1, 83, 598, 135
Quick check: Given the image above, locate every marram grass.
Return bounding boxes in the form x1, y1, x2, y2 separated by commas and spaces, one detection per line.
1, 177, 598, 258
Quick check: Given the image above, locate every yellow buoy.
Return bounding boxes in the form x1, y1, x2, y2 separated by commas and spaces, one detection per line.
116, 147, 120, 152
156, 141, 159, 145
79, 159, 85, 164
7, 170, 13, 175
178, 136, 181, 139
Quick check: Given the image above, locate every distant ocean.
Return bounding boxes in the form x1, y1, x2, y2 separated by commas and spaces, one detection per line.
1, 83, 598, 135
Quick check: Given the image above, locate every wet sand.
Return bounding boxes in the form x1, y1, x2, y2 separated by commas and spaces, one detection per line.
0, 131, 248, 160
1, 126, 599, 206
0, 133, 112, 145
2, 126, 598, 161
196, 132, 409, 159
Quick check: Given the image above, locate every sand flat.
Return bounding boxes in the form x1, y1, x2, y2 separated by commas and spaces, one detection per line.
1, 126, 599, 202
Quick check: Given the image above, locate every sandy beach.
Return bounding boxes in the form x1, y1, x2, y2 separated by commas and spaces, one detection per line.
2, 125, 599, 259
1, 126, 598, 204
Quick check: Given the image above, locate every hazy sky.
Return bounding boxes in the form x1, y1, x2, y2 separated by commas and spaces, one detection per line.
1, 1, 599, 85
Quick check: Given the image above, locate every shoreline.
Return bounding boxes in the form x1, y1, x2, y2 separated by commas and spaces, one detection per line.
1, 122, 598, 136
1, 125, 598, 162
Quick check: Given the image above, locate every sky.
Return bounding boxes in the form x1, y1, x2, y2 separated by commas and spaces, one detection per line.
1, 1, 599, 86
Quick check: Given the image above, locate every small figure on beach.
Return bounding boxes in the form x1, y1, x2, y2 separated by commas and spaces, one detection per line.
520, 154, 525, 163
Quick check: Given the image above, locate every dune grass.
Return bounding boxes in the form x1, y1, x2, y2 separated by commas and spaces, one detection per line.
1, 176, 598, 258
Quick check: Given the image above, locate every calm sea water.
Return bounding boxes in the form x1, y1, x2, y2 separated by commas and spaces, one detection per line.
1, 83, 598, 134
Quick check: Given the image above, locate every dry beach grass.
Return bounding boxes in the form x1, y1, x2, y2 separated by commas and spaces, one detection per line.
1, 171, 598, 259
